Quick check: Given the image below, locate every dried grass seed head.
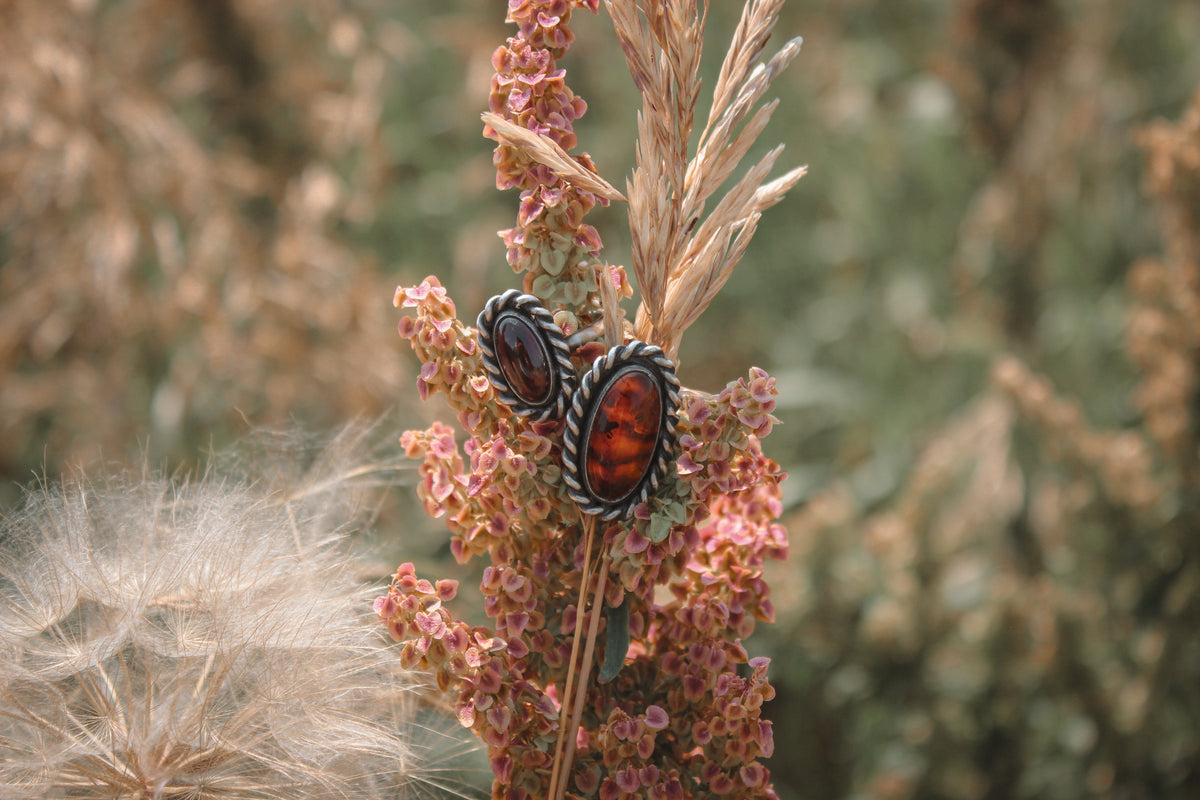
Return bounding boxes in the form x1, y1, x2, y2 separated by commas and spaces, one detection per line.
606, 0, 805, 357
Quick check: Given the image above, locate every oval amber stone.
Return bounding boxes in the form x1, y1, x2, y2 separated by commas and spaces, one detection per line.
496, 315, 554, 405
584, 367, 662, 503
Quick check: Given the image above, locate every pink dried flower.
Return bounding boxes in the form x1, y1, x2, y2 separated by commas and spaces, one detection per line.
382, 1, 802, 799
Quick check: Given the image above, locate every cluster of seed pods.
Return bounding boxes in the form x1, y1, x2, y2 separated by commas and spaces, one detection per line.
387, 275, 788, 800
380, 2, 789, 798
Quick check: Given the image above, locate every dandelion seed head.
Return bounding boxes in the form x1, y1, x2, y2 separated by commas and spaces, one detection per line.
1, 428, 487, 800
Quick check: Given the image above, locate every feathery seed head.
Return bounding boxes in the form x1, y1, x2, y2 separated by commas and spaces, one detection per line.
1, 431, 484, 799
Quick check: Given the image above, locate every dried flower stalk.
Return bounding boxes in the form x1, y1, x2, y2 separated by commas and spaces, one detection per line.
380, 1, 800, 798
0, 1, 409, 484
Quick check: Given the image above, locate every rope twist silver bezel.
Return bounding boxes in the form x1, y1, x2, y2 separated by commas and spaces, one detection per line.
562, 341, 681, 521
476, 290, 576, 422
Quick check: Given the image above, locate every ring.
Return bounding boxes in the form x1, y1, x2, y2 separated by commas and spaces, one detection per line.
562, 341, 681, 520
477, 290, 580, 422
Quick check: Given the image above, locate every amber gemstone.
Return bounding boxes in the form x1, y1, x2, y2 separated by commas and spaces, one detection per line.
584, 367, 662, 503
495, 314, 554, 406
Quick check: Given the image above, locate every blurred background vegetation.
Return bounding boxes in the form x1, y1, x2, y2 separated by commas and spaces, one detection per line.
3, 0, 1200, 798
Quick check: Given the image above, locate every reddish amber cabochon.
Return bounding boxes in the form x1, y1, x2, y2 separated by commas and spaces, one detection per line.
583, 366, 662, 503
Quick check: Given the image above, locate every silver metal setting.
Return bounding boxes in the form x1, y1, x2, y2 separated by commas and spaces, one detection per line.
564, 319, 605, 349
562, 341, 681, 521
476, 290, 576, 422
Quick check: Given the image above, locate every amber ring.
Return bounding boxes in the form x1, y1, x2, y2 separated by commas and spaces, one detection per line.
477, 290, 578, 422
562, 341, 680, 521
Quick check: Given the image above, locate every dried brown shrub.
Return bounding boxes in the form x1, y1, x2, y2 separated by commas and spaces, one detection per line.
0, 0, 410, 485
937, 0, 1111, 344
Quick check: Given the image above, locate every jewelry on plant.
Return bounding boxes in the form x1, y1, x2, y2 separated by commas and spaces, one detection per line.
477, 290, 579, 421
562, 341, 681, 520
479, 292, 680, 519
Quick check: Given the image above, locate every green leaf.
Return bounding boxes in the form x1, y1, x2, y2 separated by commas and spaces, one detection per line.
530, 274, 555, 299
598, 597, 629, 684
647, 512, 672, 543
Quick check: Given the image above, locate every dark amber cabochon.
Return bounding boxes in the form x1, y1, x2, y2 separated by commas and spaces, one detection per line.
495, 314, 554, 406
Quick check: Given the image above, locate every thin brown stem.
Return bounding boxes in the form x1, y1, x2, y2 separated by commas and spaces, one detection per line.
555, 549, 612, 800
547, 516, 596, 800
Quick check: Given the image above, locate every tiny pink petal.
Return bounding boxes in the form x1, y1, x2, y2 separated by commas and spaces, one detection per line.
644, 705, 669, 730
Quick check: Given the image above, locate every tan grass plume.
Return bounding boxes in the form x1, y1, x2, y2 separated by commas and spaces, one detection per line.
606, 0, 806, 358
